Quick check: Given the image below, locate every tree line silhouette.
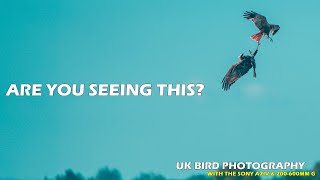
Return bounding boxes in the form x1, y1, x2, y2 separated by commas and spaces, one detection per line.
44, 162, 320, 180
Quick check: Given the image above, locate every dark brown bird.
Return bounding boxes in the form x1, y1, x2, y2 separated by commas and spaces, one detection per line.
222, 45, 259, 91
243, 11, 280, 42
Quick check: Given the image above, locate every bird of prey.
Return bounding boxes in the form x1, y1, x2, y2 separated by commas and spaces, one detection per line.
222, 45, 259, 91
243, 11, 280, 42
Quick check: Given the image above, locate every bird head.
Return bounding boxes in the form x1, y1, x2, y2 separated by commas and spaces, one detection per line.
270, 24, 280, 35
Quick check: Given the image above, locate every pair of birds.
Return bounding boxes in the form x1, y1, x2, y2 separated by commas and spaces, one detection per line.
222, 11, 280, 91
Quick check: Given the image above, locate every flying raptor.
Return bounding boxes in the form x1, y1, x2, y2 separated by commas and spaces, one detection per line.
243, 11, 280, 42
222, 46, 259, 91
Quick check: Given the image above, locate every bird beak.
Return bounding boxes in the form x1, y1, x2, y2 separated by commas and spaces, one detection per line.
253, 49, 258, 57
272, 29, 279, 35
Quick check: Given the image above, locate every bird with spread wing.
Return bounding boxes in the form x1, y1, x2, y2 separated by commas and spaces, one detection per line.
243, 11, 280, 43
222, 45, 259, 91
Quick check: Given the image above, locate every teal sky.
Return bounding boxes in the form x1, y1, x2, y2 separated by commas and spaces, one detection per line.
1, 0, 319, 179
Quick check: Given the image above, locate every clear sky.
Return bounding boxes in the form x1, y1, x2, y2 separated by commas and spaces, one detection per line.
1, 0, 319, 179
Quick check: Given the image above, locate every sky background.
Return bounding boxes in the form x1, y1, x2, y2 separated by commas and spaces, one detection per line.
1, 0, 319, 179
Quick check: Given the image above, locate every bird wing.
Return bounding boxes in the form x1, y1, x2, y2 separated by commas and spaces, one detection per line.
222, 59, 252, 91
243, 11, 269, 31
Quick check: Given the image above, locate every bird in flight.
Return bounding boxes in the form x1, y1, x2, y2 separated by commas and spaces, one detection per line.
222, 45, 259, 91
243, 11, 280, 43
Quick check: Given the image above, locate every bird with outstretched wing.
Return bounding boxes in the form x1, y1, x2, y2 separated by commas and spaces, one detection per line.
222, 46, 259, 91
243, 11, 280, 43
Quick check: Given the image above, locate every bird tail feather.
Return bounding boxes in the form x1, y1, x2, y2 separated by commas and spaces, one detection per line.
250, 32, 263, 42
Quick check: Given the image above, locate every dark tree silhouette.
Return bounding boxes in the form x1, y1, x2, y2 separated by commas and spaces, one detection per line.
94, 167, 122, 180
55, 169, 84, 180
